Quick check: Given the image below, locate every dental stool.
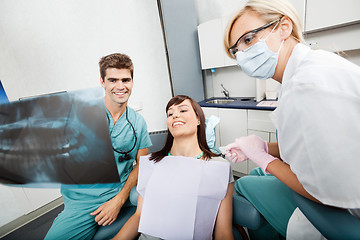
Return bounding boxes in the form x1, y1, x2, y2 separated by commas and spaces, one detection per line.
292, 192, 360, 240
232, 191, 266, 240
92, 187, 139, 240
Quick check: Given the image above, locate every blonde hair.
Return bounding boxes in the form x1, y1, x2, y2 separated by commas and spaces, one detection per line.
224, 0, 304, 58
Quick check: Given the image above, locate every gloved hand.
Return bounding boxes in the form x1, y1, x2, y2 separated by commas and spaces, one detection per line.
220, 145, 247, 163
223, 135, 277, 173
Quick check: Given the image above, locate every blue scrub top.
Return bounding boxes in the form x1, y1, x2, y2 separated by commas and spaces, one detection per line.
61, 106, 152, 208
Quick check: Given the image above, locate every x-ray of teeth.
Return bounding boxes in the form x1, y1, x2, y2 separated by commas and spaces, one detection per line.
0, 87, 120, 185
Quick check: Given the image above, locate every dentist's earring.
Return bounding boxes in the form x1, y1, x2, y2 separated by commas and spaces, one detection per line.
197, 121, 200, 125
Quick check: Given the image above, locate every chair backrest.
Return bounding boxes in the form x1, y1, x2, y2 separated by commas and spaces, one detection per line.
292, 191, 360, 240
205, 115, 220, 153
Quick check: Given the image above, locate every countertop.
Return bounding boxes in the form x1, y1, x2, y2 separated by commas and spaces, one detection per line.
198, 97, 277, 111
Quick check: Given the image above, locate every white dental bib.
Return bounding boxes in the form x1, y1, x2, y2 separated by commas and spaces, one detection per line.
137, 155, 230, 240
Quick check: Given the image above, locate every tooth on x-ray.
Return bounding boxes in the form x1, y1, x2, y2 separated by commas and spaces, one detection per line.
0, 87, 120, 185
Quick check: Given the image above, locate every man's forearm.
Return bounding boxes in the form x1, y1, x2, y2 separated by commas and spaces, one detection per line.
114, 164, 138, 202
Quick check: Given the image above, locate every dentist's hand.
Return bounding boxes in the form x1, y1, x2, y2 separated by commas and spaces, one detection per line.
220, 145, 247, 163
225, 135, 277, 173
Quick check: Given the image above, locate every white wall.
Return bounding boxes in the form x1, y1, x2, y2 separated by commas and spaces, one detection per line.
0, 0, 172, 132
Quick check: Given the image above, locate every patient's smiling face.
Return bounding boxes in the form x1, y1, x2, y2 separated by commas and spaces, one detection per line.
166, 99, 199, 139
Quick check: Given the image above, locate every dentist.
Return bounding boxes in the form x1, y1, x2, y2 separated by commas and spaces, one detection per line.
223, 0, 360, 238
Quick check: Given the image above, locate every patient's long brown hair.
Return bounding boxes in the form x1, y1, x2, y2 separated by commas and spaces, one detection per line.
150, 95, 219, 162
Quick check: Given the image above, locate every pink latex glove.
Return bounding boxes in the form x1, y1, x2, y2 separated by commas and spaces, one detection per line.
234, 135, 277, 173
220, 144, 247, 163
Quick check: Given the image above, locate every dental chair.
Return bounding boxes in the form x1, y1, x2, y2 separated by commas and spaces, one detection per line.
232, 191, 266, 240
292, 191, 360, 240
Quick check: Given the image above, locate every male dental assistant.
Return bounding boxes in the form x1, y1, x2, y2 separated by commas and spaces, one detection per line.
45, 53, 152, 240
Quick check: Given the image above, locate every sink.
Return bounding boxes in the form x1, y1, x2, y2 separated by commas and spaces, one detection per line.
206, 99, 235, 104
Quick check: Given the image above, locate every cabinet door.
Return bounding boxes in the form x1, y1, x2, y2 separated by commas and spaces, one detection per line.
197, 18, 225, 69
218, 108, 247, 175
247, 110, 276, 133
219, 108, 247, 145
305, 0, 360, 32
197, 17, 237, 69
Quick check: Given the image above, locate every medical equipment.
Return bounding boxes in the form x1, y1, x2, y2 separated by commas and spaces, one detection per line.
107, 106, 137, 162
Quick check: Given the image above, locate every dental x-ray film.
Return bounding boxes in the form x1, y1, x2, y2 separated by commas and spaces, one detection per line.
0, 87, 120, 185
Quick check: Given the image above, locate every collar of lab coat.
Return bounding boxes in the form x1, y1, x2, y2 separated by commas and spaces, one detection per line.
282, 43, 311, 86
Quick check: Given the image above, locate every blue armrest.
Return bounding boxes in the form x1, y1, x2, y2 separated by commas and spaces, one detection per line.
292, 192, 360, 240
129, 185, 139, 206
233, 192, 265, 230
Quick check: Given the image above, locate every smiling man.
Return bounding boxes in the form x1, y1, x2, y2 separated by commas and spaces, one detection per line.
45, 53, 152, 240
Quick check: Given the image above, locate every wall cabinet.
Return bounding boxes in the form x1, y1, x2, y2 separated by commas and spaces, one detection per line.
197, 16, 237, 69
304, 0, 360, 52
202, 107, 276, 176
305, 0, 360, 32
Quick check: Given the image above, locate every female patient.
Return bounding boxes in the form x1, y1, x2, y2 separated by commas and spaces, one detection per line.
112, 95, 234, 240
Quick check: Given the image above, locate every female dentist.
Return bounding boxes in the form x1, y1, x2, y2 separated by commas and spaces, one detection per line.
223, 0, 360, 238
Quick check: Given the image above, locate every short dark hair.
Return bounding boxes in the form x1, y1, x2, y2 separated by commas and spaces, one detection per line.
150, 95, 219, 162
99, 53, 134, 80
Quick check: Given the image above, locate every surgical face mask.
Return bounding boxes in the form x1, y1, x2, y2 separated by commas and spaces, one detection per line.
236, 26, 284, 80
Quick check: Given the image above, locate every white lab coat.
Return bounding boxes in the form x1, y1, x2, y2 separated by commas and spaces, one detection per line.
270, 43, 360, 236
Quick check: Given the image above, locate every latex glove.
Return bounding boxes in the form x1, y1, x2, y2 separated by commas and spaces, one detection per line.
234, 134, 277, 173
220, 144, 248, 163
